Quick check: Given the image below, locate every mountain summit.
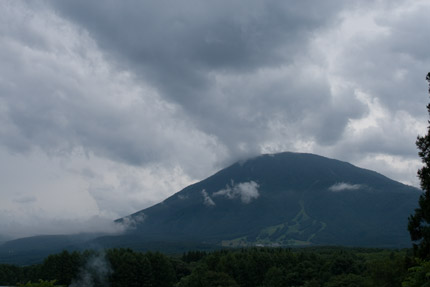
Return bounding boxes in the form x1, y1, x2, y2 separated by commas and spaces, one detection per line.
117, 152, 421, 248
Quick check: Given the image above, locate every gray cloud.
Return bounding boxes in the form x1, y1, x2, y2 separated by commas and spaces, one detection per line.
0, 0, 429, 236
50, 1, 343, 72
329, 183, 362, 192
0, 212, 125, 239
201, 189, 215, 207
48, 0, 369, 158
13, 195, 37, 204
0, 1, 226, 178
213, 181, 260, 204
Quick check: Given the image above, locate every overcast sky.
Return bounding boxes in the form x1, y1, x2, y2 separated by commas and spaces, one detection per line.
1, 0, 430, 239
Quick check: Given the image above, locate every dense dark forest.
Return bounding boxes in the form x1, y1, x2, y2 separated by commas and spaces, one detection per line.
0, 247, 429, 287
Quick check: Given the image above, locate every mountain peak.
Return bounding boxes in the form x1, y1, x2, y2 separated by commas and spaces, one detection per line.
121, 152, 420, 247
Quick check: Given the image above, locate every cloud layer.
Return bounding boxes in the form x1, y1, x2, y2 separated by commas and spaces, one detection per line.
213, 181, 260, 204
329, 183, 363, 192
1, 0, 429, 237
201, 190, 215, 207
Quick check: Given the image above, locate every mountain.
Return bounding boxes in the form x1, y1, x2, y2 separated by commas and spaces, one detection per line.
116, 152, 421, 248
0, 152, 422, 264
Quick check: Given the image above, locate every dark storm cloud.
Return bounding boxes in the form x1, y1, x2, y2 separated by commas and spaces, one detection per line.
0, 0, 223, 179
48, 0, 368, 160
51, 0, 341, 72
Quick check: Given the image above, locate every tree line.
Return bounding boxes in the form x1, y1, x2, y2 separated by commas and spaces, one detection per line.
0, 247, 429, 287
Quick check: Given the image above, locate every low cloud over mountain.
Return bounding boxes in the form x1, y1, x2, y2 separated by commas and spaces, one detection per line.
213, 181, 260, 204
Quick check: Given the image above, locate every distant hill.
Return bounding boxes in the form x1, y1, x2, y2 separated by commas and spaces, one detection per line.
0, 152, 422, 264
0, 235, 11, 245
0, 234, 102, 265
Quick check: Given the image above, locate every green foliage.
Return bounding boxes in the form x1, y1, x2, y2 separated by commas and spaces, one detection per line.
329, 252, 363, 275
402, 259, 430, 287
181, 250, 207, 263
146, 251, 177, 287
260, 266, 292, 287
177, 247, 405, 287
105, 248, 178, 287
0, 263, 22, 285
177, 265, 239, 287
325, 274, 371, 287
107, 248, 153, 287
170, 257, 191, 281
409, 72, 430, 260
367, 252, 410, 287
17, 279, 62, 287
0, 247, 425, 287
39, 250, 81, 286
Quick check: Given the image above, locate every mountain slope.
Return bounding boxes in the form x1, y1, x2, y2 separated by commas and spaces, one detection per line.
0, 152, 422, 264
118, 152, 421, 247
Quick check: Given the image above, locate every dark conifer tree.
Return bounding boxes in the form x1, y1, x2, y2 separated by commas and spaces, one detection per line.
408, 72, 430, 259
